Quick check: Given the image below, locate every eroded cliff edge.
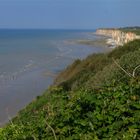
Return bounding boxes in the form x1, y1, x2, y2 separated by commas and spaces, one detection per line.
96, 28, 140, 46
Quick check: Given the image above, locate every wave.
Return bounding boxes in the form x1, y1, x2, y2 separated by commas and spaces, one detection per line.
0, 60, 35, 84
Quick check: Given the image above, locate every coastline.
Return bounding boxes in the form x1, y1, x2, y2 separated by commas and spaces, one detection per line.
75, 33, 116, 48
64, 31, 113, 48
95, 28, 140, 47
1, 27, 140, 138
2, 39, 140, 139
0, 30, 110, 126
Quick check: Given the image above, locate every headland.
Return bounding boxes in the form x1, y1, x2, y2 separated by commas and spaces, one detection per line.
96, 27, 140, 47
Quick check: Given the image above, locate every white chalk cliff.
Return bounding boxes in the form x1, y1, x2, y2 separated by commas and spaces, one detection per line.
96, 29, 140, 46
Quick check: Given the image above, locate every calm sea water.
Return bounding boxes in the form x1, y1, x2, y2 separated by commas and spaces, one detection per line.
0, 29, 109, 125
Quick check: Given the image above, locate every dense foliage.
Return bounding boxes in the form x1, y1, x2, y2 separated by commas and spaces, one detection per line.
55, 40, 140, 90
0, 40, 140, 139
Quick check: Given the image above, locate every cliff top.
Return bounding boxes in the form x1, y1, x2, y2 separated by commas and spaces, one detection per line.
119, 27, 140, 35
97, 27, 140, 35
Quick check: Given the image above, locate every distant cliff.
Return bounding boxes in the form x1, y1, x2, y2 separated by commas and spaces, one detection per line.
96, 29, 140, 46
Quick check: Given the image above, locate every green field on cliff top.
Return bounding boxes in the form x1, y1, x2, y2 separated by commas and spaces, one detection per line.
1, 39, 140, 139
120, 27, 140, 35
98, 27, 140, 35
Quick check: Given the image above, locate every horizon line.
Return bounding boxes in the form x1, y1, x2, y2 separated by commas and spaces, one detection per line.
0, 28, 97, 30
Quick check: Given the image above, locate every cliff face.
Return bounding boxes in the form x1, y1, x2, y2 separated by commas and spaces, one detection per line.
96, 29, 140, 46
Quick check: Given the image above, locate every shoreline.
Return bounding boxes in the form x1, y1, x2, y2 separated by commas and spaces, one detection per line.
0, 30, 110, 126
67, 30, 119, 49
75, 36, 116, 49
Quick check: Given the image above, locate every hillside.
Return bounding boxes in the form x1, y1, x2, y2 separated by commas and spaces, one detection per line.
0, 40, 140, 139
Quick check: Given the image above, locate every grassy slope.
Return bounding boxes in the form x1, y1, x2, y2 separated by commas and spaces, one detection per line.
1, 40, 140, 140
55, 40, 140, 90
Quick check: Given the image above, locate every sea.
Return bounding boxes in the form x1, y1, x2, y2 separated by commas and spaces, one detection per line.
0, 29, 110, 125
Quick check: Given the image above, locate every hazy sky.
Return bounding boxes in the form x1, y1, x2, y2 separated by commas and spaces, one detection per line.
0, 0, 140, 29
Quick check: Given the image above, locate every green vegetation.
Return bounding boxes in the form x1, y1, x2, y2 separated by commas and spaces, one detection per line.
55, 40, 140, 90
119, 27, 140, 35
0, 40, 140, 139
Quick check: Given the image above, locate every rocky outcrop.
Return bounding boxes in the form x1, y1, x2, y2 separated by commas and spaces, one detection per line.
96, 29, 140, 46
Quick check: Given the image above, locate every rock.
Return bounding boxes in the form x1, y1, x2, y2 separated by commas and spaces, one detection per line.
96, 29, 139, 46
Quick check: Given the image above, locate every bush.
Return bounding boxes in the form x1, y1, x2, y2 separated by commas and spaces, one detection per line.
1, 40, 140, 139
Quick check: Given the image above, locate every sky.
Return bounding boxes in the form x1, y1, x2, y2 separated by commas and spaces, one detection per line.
0, 0, 140, 29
